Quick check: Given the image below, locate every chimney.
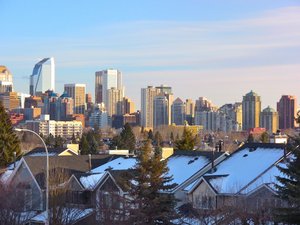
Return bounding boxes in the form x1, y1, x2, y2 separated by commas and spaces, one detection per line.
88, 154, 92, 172
211, 145, 217, 172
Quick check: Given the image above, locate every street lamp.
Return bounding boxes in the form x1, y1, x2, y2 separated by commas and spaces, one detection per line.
14, 128, 49, 225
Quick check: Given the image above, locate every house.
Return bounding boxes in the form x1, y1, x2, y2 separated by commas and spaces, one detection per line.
185, 143, 287, 223
24, 147, 79, 157
1, 154, 122, 224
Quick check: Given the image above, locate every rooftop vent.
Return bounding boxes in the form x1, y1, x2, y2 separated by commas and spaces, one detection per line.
243, 154, 248, 157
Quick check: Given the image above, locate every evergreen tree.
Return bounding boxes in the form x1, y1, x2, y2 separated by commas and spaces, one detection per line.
129, 141, 177, 224
247, 133, 255, 143
170, 132, 174, 142
0, 102, 21, 167
275, 116, 300, 224
148, 129, 154, 141
54, 135, 65, 148
110, 123, 136, 151
154, 131, 163, 147
87, 135, 98, 154
79, 136, 89, 155
260, 131, 269, 143
174, 127, 196, 150
45, 133, 55, 147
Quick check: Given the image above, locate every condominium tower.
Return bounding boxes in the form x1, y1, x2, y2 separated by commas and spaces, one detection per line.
260, 106, 279, 133
30, 58, 55, 96
141, 86, 160, 128
0, 66, 13, 92
277, 95, 298, 129
242, 90, 261, 130
95, 69, 123, 107
64, 84, 86, 114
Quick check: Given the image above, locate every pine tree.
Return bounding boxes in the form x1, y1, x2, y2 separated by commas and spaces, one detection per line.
260, 131, 269, 143
154, 131, 163, 147
247, 133, 255, 143
110, 123, 136, 152
275, 115, 300, 224
148, 129, 154, 141
130, 141, 177, 224
174, 127, 196, 150
0, 101, 21, 167
79, 135, 89, 155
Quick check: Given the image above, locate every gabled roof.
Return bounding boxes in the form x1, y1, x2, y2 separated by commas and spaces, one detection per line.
199, 143, 286, 194
22, 155, 120, 189
24, 147, 78, 156
73, 172, 105, 191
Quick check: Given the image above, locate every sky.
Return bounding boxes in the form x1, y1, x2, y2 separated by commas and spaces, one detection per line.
1, 0, 300, 110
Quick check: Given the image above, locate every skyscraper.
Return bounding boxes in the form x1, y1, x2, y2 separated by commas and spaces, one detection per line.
106, 87, 123, 116
0, 66, 13, 92
171, 98, 185, 125
95, 69, 123, 106
64, 84, 86, 114
242, 90, 261, 130
277, 95, 298, 129
141, 86, 160, 128
185, 99, 194, 125
153, 94, 169, 128
260, 106, 279, 133
30, 58, 55, 96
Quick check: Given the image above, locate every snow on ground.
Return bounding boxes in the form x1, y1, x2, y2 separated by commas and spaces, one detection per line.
206, 147, 284, 193
91, 157, 137, 173
167, 155, 210, 186
79, 173, 104, 190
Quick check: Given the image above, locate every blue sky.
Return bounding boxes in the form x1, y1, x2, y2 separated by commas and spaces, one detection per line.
1, 0, 300, 109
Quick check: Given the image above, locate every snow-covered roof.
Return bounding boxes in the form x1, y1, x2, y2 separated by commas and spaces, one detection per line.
91, 157, 137, 173
167, 155, 210, 186
203, 144, 285, 194
78, 173, 105, 190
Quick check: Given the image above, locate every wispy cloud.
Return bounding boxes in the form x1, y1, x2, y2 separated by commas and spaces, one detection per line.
1, 6, 299, 108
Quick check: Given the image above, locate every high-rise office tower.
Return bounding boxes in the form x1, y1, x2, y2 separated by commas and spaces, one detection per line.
95, 69, 123, 106
64, 84, 86, 114
30, 58, 55, 96
277, 95, 298, 129
219, 103, 243, 130
120, 97, 135, 115
141, 86, 160, 128
185, 99, 194, 125
195, 97, 217, 112
0, 66, 13, 92
260, 106, 279, 133
171, 98, 185, 125
242, 90, 261, 130
153, 94, 169, 128
106, 87, 123, 116
155, 84, 172, 94
156, 84, 173, 125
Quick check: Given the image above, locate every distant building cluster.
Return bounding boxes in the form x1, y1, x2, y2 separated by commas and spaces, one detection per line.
0, 57, 299, 140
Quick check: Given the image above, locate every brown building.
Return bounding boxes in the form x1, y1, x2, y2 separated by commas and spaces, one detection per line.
0, 92, 20, 110
277, 95, 298, 130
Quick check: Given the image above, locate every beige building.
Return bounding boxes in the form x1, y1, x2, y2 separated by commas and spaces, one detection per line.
64, 84, 86, 114
141, 86, 160, 129
107, 87, 123, 116
0, 92, 20, 110
26, 115, 83, 138
260, 106, 279, 133
121, 97, 135, 114
242, 90, 261, 130
0, 65, 13, 92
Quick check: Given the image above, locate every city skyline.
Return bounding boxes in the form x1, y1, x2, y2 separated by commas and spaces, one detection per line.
1, 1, 300, 109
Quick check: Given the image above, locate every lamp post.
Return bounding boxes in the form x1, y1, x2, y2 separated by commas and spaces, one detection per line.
14, 128, 49, 225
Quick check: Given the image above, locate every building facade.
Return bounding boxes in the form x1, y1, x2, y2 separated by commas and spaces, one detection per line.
0, 65, 13, 92
153, 94, 169, 128
242, 90, 261, 130
277, 95, 298, 130
95, 69, 123, 106
260, 106, 279, 133
141, 86, 160, 129
64, 84, 86, 114
30, 58, 55, 96
171, 98, 185, 125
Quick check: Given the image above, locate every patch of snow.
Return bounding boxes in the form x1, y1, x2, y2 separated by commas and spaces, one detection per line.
206, 147, 284, 194
91, 157, 137, 173
183, 178, 200, 192
167, 155, 210, 186
79, 173, 104, 190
